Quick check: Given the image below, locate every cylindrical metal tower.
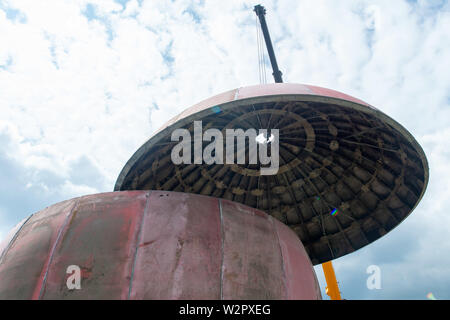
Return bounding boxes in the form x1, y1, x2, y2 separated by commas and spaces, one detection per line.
0, 191, 320, 299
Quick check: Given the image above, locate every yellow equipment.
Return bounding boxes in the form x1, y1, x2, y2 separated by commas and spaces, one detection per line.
322, 261, 342, 300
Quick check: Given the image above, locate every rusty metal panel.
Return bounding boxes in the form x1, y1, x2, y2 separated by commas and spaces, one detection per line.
0, 191, 321, 300
220, 199, 286, 300
274, 221, 322, 300
129, 191, 222, 299
0, 216, 30, 262
40, 191, 149, 299
0, 199, 75, 300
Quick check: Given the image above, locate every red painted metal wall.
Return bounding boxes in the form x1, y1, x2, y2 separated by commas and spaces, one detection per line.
0, 191, 321, 300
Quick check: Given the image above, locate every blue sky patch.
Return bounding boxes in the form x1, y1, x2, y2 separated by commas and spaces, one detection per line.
82, 3, 115, 42
0, 1, 26, 23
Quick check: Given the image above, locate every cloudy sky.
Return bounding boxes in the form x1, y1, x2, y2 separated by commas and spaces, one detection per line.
0, 0, 449, 300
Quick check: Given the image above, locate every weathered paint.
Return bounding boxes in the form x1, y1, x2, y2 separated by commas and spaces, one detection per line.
220, 199, 286, 299
129, 192, 222, 299
275, 221, 322, 299
0, 199, 74, 300
0, 191, 321, 300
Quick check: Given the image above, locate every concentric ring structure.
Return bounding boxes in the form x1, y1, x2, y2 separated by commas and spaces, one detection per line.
115, 83, 429, 265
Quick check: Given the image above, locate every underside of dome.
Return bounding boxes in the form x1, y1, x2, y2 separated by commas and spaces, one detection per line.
115, 84, 428, 265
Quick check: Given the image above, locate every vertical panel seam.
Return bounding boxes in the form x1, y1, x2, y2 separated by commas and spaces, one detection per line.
270, 215, 289, 300
36, 199, 79, 300
218, 199, 225, 300
0, 213, 35, 265
127, 190, 152, 300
